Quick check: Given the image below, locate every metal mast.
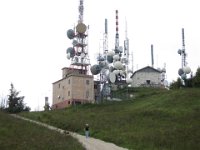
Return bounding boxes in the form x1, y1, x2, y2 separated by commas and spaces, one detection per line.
66, 0, 90, 74
115, 10, 120, 53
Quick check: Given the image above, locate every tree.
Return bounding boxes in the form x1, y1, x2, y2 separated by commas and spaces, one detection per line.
193, 67, 200, 87
170, 77, 183, 89
6, 83, 30, 113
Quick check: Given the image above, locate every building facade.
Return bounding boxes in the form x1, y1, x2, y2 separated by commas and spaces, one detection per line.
52, 67, 94, 109
131, 66, 163, 87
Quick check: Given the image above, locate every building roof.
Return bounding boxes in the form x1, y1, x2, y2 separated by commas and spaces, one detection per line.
131, 66, 161, 78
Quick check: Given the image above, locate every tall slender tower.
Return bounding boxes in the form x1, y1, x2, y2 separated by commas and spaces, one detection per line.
177, 28, 191, 79
115, 10, 120, 53
103, 19, 108, 54
66, 0, 90, 74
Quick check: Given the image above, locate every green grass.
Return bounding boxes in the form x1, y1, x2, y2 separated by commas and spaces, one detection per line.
21, 87, 200, 150
0, 112, 85, 150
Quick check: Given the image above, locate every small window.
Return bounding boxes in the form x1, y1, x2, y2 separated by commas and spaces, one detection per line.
68, 91, 70, 96
86, 91, 89, 98
86, 80, 89, 85
68, 101, 70, 104
58, 83, 60, 88
68, 79, 70, 84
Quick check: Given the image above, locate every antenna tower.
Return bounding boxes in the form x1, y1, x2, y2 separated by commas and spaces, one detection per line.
66, 0, 90, 74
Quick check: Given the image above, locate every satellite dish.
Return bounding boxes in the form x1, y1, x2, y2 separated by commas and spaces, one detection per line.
113, 54, 120, 61
107, 55, 113, 63
67, 53, 70, 59
72, 40, 78, 46
107, 51, 115, 56
181, 73, 186, 79
67, 29, 75, 39
183, 66, 191, 74
76, 23, 87, 34
177, 49, 182, 55
178, 68, 184, 76
126, 78, 132, 84
66, 47, 74, 54
114, 61, 123, 70
90, 65, 101, 75
113, 69, 120, 75
109, 72, 116, 83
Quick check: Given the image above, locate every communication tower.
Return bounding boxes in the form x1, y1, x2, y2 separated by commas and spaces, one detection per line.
66, 0, 90, 74
177, 28, 191, 80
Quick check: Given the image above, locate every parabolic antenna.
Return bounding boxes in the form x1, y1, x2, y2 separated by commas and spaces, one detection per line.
109, 72, 116, 83
113, 54, 120, 61
183, 66, 191, 74
76, 23, 87, 34
66, 47, 74, 54
107, 51, 115, 56
181, 73, 186, 79
113, 69, 120, 75
178, 68, 184, 76
126, 78, 132, 84
177, 49, 182, 55
114, 61, 123, 70
90, 64, 101, 75
67, 29, 75, 39
72, 40, 78, 46
67, 53, 71, 59
107, 55, 113, 63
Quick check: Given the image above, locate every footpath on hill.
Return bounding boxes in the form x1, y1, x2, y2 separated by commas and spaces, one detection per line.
10, 114, 128, 150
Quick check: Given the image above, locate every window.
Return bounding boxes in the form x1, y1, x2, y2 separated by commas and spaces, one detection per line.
58, 83, 60, 88
68, 79, 70, 84
146, 80, 150, 84
86, 91, 89, 98
68, 91, 70, 96
86, 80, 89, 85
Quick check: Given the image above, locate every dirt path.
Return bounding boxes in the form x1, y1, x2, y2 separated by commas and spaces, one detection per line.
10, 114, 128, 150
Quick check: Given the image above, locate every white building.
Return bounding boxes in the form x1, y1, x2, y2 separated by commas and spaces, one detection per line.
131, 66, 163, 87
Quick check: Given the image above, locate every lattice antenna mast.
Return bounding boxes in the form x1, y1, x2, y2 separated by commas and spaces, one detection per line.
115, 10, 120, 53
103, 19, 108, 54
78, 0, 84, 23
124, 19, 129, 70
181, 28, 186, 68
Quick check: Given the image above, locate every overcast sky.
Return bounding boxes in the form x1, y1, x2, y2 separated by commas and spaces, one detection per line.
0, 0, 199, 110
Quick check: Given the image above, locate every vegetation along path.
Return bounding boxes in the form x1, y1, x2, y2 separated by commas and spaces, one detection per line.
10, 114, 128, 150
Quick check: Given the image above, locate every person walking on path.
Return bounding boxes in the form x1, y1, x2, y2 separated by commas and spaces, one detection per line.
85, 124, 89, 138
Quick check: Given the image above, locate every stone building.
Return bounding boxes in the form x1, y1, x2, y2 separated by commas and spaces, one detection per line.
52, 67, 94, 109
131, 66, 163, 87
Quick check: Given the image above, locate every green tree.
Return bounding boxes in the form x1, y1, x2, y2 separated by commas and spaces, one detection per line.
6, 83, 30, 113
170, 77, 183, 89
193, 67, 200, 87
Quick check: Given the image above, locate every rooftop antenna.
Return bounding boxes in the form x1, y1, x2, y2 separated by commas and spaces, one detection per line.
151, 44, 154, 68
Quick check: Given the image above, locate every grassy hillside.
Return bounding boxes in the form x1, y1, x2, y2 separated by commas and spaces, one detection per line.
21, 88, 200, 150
0, 112, 85, 150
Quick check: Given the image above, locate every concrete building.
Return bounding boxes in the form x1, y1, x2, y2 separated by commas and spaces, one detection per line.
52, 67, 94, 109
131, 66, 163, 87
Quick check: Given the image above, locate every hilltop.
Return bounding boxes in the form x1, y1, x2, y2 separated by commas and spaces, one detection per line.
21, 87, 200, 150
